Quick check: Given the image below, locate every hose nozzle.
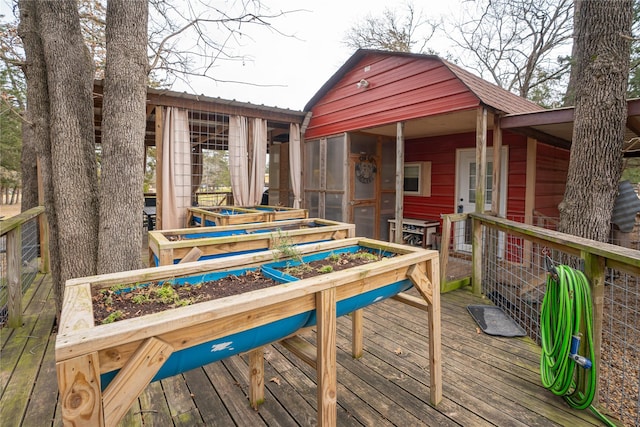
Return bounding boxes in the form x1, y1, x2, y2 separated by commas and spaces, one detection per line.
569, 335, 592, 369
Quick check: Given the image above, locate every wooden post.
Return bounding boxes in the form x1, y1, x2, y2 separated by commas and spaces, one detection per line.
155, 106, 163, 230
472, 108, 487, 295
439, 214, 452, 292
316, 288, 337, 427
491, 115, 502, 215
57, 352, 103, 426
472, 217, 483, 295
351, 309, 364, 358
475, 108, 487, 213
582, 251, 605, 406
7, 225, 22, 328
395, 122, 405, 244
406, 261, 442, 405
249, 347, 265, 409
524, 138, 537, 267
36, 157, 50, 273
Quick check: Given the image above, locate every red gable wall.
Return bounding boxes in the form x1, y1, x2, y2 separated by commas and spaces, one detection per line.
305, 53, 480, 139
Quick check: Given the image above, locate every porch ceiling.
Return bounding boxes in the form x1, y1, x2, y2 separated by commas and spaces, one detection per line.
356, 99, 640, 157
357, 110, 482, 139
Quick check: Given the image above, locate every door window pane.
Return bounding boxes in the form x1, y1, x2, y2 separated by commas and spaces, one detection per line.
354, 206, 375, 238
326, 193, 344, 221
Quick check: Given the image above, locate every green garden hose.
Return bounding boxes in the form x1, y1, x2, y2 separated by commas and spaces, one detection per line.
539, 263, 616, 427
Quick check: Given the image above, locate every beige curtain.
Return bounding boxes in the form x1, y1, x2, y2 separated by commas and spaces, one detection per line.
229, 115, 249, 206
249, 118, 267, 205
289, 123, 302, 208
162, 107, 191, 229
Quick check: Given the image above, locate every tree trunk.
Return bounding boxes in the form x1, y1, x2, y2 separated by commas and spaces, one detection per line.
97, 0, 148, 273
18, 0, 64, 314
20, 120, 38, 211
558, 0, 632, 242
19, 0, 99, 317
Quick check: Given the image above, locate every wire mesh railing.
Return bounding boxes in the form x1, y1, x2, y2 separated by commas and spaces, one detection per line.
474, 213, 639, 426
0, 207, 45, 327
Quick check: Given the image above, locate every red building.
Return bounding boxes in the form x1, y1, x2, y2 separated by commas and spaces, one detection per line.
301, 49, 571, 246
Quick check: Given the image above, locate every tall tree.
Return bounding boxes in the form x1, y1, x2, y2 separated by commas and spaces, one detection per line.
97, 0, 148, 273
18, 0, 98, 315
558, 0, 633, 241
448, 0, 573, 105
343, 3, 439, 53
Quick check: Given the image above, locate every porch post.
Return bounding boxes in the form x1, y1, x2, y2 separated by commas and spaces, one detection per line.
155, 106, 163, 230
395, 122, 405, 244
491, 115, 502, 215
472, 107, 487, 294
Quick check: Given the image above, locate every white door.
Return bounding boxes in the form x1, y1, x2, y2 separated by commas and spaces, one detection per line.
455, 148, 508, 252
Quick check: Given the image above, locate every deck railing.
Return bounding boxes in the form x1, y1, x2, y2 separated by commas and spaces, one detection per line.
0, 206, 49, 328
465, 212, 639, 426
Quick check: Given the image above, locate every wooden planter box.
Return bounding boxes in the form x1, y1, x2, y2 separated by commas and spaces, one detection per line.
187, 205, 308, 227
55, 238, 441, 426
148, 218, 355, 266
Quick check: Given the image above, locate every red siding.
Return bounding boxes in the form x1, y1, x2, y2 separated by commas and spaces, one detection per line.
535, 143, 570, 218
402, 131, 529, 222
305, 54, 480, 139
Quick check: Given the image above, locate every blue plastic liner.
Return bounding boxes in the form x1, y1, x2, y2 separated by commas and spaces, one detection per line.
101, 245, 409, 390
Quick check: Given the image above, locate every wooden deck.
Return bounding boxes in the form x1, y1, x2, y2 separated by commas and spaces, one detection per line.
1, 272, 604, 426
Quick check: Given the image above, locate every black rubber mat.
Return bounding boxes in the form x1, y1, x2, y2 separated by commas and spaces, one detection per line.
466, 305, 526, 337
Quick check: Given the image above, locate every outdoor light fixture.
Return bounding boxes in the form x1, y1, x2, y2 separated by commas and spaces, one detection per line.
356, 79, 369, 89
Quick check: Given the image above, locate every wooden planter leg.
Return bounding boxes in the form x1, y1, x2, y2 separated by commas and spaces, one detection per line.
316, 288, 337, 427
102, 337, 173, 426
249, 347, 265, 409
351, 309, 364, 358
57, 352, 103, 426
407, 262, 443, 406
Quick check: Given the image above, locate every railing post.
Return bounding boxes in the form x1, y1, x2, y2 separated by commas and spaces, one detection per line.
39, 212, 50, 273
471, 217, 483, 295
7, 224, 22, 328
582, 251, 605, 406
439, 214, 452, 292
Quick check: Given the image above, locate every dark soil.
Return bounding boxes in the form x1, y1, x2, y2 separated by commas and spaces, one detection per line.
92, 250, 389, 325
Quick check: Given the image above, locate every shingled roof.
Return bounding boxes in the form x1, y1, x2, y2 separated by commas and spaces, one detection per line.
442, 59, 546, 114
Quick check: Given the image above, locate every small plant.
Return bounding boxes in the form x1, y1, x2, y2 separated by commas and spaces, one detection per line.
348, 251, 380, 262
109, 284, 127, 293
102, 310, 123, 324
273, 230, 303, 264
318, 265, 334, 274
154, 283, 180, 304
132, 293, 150, 304
328, 252, 341, 262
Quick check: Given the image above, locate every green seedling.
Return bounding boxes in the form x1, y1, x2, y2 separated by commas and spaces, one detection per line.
102, 310, 123, 324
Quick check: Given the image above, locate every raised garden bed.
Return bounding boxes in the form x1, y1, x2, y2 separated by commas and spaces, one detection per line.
187, 205, 308, 227
55, 238, 441, 426
148, 218, 355, 266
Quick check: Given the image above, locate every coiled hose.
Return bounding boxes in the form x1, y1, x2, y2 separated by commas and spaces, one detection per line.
539, 264, 616, 426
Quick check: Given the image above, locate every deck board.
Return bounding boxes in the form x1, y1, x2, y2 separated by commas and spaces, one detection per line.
0, 271, 607, 426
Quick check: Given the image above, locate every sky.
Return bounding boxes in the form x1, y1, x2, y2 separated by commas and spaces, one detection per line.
170, 0, 461, 111
0, 0, 460, 111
